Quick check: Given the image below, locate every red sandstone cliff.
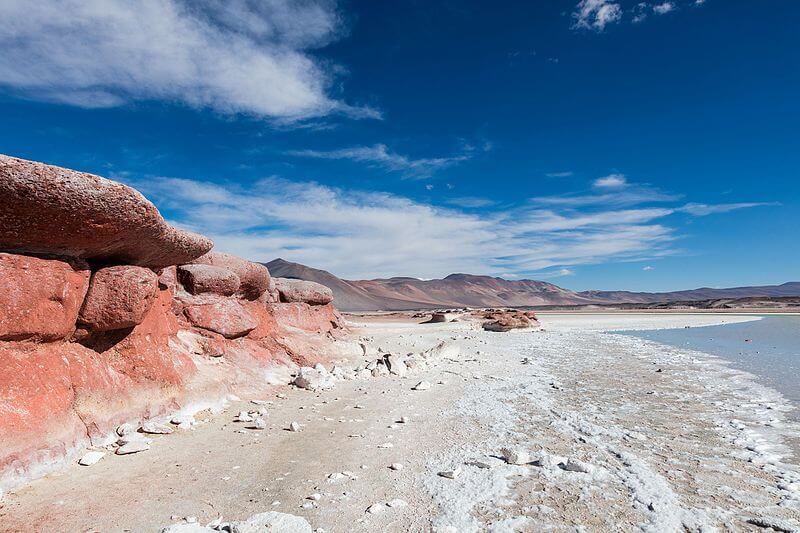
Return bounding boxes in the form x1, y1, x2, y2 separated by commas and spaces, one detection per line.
0, 155, 355, 491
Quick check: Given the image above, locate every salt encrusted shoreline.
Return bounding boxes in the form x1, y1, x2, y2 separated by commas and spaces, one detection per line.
423, 314, 800, 532
2, 314, 798, 532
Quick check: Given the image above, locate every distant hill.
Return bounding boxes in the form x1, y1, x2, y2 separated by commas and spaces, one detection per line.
264, 258, 800, 311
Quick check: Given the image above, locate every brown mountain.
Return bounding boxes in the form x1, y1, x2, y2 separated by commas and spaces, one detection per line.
266, 258, 800, 312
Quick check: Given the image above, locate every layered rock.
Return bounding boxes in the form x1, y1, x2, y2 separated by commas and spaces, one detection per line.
275, 278, 334, 306
0, 155, 353, 492
0, 154, 212, 268
0, 253, 90, 341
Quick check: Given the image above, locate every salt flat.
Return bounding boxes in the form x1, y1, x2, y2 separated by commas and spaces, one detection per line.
2, 313, 798, 532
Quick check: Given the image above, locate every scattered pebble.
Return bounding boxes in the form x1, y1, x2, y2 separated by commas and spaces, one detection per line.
116, 423, 134, 437
390, 463, 404, 471
288, 422, 301, 432
412, 381, 431, 391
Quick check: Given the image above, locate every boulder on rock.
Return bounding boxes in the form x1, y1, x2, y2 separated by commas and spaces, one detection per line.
0, 154, 212, 268
0, 252, 90, 341
79, 266, 159, 332
184, 298, 258, 339
274, 278, 333, 306
177, 264, 240, 296
189, 252, 270, 300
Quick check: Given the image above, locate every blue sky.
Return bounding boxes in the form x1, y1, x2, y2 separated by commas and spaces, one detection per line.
1, 0, 797, 290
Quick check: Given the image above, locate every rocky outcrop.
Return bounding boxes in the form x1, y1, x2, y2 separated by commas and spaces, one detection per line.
0, 253, 90, 341
78, 266, 159, 331
177, 264, 240, 296
190, 251, 270, 300
479, 310, 539, 332
0, 155, 353, 493
275, 278, 334, 305
0, 154, 212, 268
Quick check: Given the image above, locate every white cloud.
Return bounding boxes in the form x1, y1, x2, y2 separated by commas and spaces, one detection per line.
0, 0, 377, 122
546, 171, 574, 178
287, 144, 471, 179
677, 202, 777, 215
126, 173, 769, 280
573, 0, 623, 31
653, 2, 675, 14
643, 265, 655, 271
593, 173, 628, 188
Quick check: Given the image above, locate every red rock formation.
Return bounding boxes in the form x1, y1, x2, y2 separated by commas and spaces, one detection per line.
274, 278, 334, 306
0, 155, 353, 492
190, 251, 270, 300
79, 266, 159, 332
0, 154, 212, 268
479, 309, 539, 332
0, 253, 90, 342
184, 298, 259, 339
177, 264, 240, 296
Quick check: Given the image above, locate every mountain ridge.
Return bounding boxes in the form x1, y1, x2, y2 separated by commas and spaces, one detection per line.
265, 258, 800, 311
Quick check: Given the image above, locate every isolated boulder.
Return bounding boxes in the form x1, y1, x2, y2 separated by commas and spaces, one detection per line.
274, 278, 333, 306
481, 310, 538, 332
184, 298, 258, 339
0, 154, 212, 268
293, 366, 336, 391
177, 264, 240, 296
79, 266, 159, 331
0, 252, 90, 341
190, 252, 270, 300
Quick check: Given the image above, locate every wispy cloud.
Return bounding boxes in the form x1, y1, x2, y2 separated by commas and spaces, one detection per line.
0, 0, 377, 122
546, 171, 574, 178
287, 143, 472, 179
643, 265, 655, 271
126, 173, 770, 280
593, 173, 627, 188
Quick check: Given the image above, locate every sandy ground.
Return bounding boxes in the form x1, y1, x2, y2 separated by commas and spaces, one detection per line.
1, 313, 799, 532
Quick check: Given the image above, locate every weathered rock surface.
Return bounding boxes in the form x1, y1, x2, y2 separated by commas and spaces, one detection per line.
0, 154, 212, 267
177, 264, 240, 296
79, 266, 159, 331
190, 252, 270, 300
0, 252, 90, 341
275, 278, 334, 306
480, 310, 539, 332
294, 366, 336, 391
184, 298, 258, 339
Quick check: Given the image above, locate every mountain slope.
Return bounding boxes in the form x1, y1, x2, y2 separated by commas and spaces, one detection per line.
265, 259, 800, 311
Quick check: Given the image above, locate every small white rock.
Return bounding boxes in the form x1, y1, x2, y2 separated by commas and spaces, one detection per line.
412, 381, 431, 391
116, 423, 134, 436
116, 441, 150, 455
500, 447, 530, 465
366, 503, 385, 515
141, 421, 174, 435
288, 422, 301, 432
252, 418, 266, 430
399, 416, 410, 424
390, 463, 404, 471
387, 499, 408, 508
308, 493, 321, 501
560, 459, 593, 473
78, 451, 105, 466
437, 468, 461, 479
